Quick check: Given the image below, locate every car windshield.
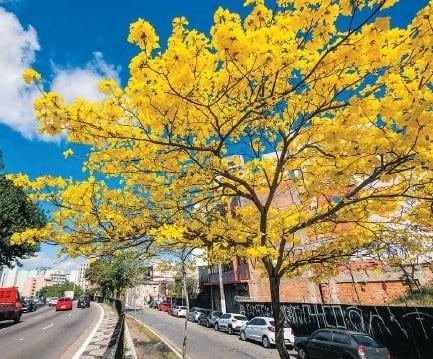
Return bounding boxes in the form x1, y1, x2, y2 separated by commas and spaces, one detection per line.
234, 315, 247, 320
353, 335, 381, 348
179, 306, 186, 309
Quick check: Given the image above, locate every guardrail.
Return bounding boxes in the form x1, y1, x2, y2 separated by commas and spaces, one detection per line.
96, 296, 125, 359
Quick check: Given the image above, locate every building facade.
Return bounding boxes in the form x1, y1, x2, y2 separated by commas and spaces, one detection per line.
77, 262, 91, 290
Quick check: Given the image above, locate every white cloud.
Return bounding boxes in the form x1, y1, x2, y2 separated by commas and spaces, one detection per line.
51, 52, 120, 104
0, 7, 40, 139
0, 7, 120, 139
21, 251, 83, 273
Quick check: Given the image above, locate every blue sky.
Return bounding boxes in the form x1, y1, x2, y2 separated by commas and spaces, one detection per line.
0, 0, 428, 272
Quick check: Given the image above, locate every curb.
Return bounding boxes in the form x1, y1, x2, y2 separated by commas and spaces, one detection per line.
124, 321, 138, 359
72, 302, 104, 359
126, 314, 186, 359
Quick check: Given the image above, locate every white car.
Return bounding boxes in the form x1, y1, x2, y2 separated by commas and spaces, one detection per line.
214, 313, 248, 334
239, 316, 294, 348
174, 306, 187, 317
48, 297, 58, 306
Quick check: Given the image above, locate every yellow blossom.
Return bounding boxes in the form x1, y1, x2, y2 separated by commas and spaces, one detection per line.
22, 68, 41, 85
63, 149, 74, 159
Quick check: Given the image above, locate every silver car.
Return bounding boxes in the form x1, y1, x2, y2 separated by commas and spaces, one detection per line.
239, 316, 294, 348
187, 307, 203, 322
215, 313, 248, 335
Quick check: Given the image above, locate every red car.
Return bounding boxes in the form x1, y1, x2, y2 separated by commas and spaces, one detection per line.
158, 302, 172, 312
55, 297, 73, 311
0, 287, 22, 324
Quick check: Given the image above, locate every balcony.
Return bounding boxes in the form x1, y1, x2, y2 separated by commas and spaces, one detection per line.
205, 262, 250, 285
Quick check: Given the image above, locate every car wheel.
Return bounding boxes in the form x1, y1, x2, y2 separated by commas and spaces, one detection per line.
228, 326, 234, 335
215, 323, 219, 331
298, 347, 308, 359
206, 320, 210, 328
262, 336, 271, 348
240, 331, 247, 341
13, 313, 21, 324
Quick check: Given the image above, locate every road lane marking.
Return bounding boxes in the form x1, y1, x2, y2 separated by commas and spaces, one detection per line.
71, 303, 104, 359
33, 316, 41, 320
42, 323, 54, 330
68, 313, 72, 316
0, 328, 6, 331
18, 338, 23, 341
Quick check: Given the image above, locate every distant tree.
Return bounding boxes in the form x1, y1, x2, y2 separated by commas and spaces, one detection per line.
0, 152, 46, 267
86, 252, 145, 298
39, 280, 82, 299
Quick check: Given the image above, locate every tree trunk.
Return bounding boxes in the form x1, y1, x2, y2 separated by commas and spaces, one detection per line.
182, 269, 189, 359
269, 274, 290, 359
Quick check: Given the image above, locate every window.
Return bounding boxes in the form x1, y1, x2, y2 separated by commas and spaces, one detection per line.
220, 314, 230, 319
353, 335, 381, 348
314, 331, 332, 342
248, 318, 260, 325
333, 332, 350, 345
256, 319, 267, 326
234, 315, 247, 321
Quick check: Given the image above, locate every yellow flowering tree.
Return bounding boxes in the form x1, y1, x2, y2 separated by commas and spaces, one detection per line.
12, 0, 433, 356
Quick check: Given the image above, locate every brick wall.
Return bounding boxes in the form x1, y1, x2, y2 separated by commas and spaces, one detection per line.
247, 261, 433, 305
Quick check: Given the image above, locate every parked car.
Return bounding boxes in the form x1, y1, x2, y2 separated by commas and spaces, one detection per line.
149, 301, 158, 309
187, 307, 201, 321
295, 328, 391, 359
21, 299, 37, 313
187, 307, 209, 322
198, 310, 223, 328
169, 305, 179, 315
174, 306, 187, 317
48, 297, 59, 306
158, 302, 172, 312
215, 313, 248, 334
55, 297, 73, 311
239, 316, 294, 348
77, 296, 90, 308
0, 287, 22, 324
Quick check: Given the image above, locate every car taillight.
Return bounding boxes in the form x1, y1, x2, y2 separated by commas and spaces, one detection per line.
358, 345, 366, 357
385, 348, 391, 359
15, 302, 21, 310
268, 325, 275, 332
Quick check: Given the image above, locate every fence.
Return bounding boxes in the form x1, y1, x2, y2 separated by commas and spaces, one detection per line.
96, 297, 125, 359
238, 301, 433, 359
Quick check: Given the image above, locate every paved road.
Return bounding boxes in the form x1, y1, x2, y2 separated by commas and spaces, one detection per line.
0, 303, 100, 359
129, 307, 297, 359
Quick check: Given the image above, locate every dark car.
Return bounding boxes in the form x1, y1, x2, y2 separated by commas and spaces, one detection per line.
21, 299, 36, 313
149, 301, 158, 309
77, 296, 90, 308
295, 328, 391, 359
198, 310, 223, 328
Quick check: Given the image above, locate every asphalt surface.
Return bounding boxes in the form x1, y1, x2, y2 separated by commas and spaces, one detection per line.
129, 307, 297, 359
0, 302, 100, 359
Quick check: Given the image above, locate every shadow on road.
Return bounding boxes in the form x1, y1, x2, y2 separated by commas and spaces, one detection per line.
0, 321, 17, 329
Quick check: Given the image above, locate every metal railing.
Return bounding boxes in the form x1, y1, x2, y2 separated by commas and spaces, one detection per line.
96, 297, 125, 359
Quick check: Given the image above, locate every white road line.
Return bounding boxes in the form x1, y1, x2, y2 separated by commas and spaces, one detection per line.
0, 328, 6, 331
68, 313, 72, 317
18, 338, 23, 341
42, 323, 54, 330
71, 303, 104, 359
33, 316, 41, 320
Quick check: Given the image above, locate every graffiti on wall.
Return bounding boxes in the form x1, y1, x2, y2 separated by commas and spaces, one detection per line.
239, 302, 433, 359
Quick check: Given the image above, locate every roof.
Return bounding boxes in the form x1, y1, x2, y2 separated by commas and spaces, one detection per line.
315, 328, 370, 336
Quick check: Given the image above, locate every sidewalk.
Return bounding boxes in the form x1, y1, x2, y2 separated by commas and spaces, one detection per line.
80, 303, 119, 359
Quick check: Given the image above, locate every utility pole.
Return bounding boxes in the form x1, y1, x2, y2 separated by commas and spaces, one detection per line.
218, 263, 226, 313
